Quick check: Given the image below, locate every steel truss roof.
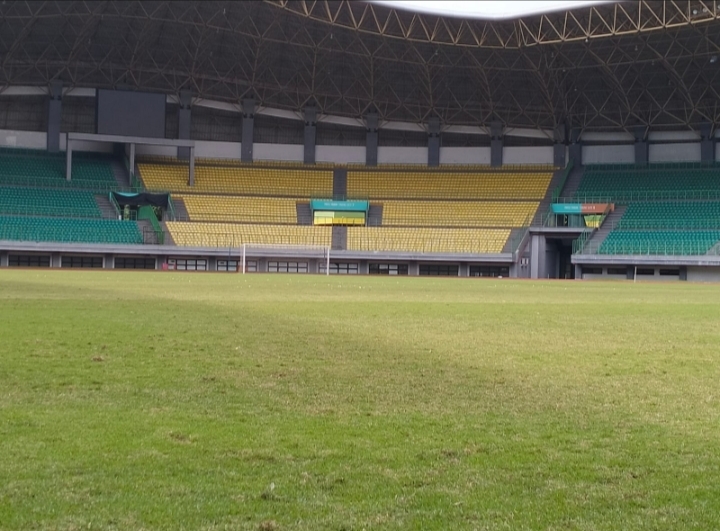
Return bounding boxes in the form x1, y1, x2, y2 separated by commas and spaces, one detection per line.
1, 1, 720, 133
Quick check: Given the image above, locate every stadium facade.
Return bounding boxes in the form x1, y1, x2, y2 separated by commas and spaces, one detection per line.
2, 1, 720, 281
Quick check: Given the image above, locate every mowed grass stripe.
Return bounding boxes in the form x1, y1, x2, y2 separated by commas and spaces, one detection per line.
1, 271, 720, 530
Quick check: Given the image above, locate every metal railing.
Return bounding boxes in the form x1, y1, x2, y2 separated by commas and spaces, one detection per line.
577, 239, 720, 256
0, 204, 103, 219
611, 219, 720, 230
556, 189, 720, 203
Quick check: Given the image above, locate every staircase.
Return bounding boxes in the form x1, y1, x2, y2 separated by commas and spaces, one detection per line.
95, 194, 119, 220
111, 160, 130, 189
502, 228, 526, 254
367, 204, 383, 226
172, 197, 190, 221
558, 164, 585, 199
296, 202, 313, 225
161, 221, 175, 245
582, 205, 627, 253
331, 226, 347, 250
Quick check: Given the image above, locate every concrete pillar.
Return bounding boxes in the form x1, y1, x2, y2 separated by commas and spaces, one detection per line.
634, 126, 648, 165
428, 116, 440, 167
333, 168, 347, 200
51, 253, 61, 268
129, 143, 136, 179
568, 127, 582, 167
530, 234, 546, 279
47, 81, 62, 153
679, 266, 688, 281
458, 263, 469, 277
241, 98, 255, 163
207, 257, 217, 271
103, 254, 114, 269
553, 125, 567, 167
490, 121, 503, 167
359, 260, 369, 275
700, 122, 714, 163
574, 264, 583, 280
65, 140, 73, 181
177, 90, 192, 160
366, 113, 378, 166
188, 146, 195, 186
304, 107, 317, 164
309, 258, 319, 274
257, 258, 268, 273
626, 266, 634, 280
0, 251, 8, 267
408, 262, 419, 276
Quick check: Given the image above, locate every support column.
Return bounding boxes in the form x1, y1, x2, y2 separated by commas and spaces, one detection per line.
177, 90, 192, 160
359, 260, 369, 275
700, 122, 714, 163
51, 253, 61, 268
530, 234, 546, 279
568, 127, 582, 167
408, 262, 419, 276
207, 257, 217, 271
188, 146, 195, 186
574, 264, 583, 280
458, 263, 469, 277
366, 112, 378, 166
241, 98, 255, 163
428, 116, 440, 167
490, 121, 503, 167
47, 80, 62, 153
626, 266, 634, 280
553, 125, 567, 167
104, 254, 114, 269
65, 140, 73, 181
0, 251, 8, 267
679, 266, 688, 281
633, 126, 648, 165
129, 143, 136, 179
304, 107, 317, 164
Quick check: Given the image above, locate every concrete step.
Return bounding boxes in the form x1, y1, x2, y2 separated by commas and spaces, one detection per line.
367, 204, 383, 226
296, 202, 313, 225
95, 194, 119, 220
331, 226, 347, 250
171, 197, 190, 221
584, 205, 627, 251
559, 165, 585, 199
111, 160, 130, 189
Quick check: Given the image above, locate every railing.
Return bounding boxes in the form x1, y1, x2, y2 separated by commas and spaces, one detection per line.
556, 189, 720, 203
586, 162, 720, 171
577, 239, 720, 256
0, 174, 141, 193
166, 196, 177, 221
166, 230, 331, 248
612, 219, 720, 230
108, 193, 122, 219
0, 204, 103, 219
572, 231, 594, 254
0, 226, 143, 245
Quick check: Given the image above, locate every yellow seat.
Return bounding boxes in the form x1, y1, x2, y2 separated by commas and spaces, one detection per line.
381, 200, 539, 227
166, 222, 332, 248
177, 194, 299, 224
347, 227, 510, 253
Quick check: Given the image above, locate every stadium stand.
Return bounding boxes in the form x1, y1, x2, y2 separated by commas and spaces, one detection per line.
347, 170, 553, 200
381, 200, 538, 228
575, 164, 720, 201
0, 148, 117, 189
347, 227, 510, 254
617, 201, 720, 229
138, 163, 333, 197
0, 216, 143, 244
0, 186, 102, 218
177, 194, 300, 224
166, 222, 331, 247
599, 230, 720, 255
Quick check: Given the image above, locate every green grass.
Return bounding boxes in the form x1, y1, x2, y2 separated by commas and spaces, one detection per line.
2, 271, 720, 530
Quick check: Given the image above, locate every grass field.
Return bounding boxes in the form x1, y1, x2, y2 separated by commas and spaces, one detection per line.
2, 270, 720, 530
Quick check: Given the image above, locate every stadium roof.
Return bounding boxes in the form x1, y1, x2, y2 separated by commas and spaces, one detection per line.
1, 1, 720, 132
370, 1, 614, 21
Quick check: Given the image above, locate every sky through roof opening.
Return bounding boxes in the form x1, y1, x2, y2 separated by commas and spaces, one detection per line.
369, 1, 615, 21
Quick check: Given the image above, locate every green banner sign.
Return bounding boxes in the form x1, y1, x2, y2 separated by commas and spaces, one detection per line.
310, 199, 369, 212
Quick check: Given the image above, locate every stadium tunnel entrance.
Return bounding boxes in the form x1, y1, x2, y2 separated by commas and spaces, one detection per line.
528, 228, 589, 280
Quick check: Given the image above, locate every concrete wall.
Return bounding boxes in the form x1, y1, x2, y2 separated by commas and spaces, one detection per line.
502, 146, 553, 165
316, 145, 365, 164
439, 147, 491, 165
582, 144, 635, 164
0, 129, 47, 149
377, 146, 427, 164
648, 143, 701, 163
254, 143, 304, 162
687, 266, 720, 282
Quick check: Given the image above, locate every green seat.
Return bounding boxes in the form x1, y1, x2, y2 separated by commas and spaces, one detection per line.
0, 215, 143, 244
